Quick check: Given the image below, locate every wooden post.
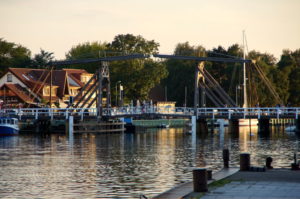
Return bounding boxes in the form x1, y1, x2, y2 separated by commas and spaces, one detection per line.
240, 153, 250, 171
193, 168, 208, 192
223, 149, 230, 168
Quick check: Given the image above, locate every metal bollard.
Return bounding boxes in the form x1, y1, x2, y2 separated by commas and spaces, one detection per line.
240, 153, 250, 171
223, 149, 230, 168
193, 168, 208, 192
207, 170, 212, 180
266, 157, 273, 169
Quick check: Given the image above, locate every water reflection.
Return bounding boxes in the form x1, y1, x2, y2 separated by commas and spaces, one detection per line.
0, 127, 299, 198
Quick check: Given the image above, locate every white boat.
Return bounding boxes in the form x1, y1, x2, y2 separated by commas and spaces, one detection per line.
0, 117, 19, 136
157, 124, 170, 128
285, 126, 296, 132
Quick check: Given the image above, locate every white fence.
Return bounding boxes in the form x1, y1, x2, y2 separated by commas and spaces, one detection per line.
0, 107, 300, 120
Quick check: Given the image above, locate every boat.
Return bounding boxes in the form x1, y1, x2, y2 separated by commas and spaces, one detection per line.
0, 117, 19, 136
157, 124, 170, 128
239, 31, 258, 126
285, 125, 296, 132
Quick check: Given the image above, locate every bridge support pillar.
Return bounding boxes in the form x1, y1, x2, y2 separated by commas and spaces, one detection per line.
229, 119, 239, 136
258, 118, 270, 133
197, 119, 208, 134
66, 115, 74, 135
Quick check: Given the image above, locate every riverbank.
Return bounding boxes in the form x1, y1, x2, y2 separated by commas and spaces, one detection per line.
183, 169, 300, 199
152, 168, 239, 199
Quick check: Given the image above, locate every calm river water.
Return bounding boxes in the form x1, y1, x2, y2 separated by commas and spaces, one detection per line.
0, 126, 299, 198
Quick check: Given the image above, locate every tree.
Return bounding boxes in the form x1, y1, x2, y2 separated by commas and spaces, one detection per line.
32, 49, 54, 68
109, 34, 167, 101
162, 42, 206, 106
0, 38, 31, 73
108, 34, 159, 55
277, 49, 300, 105
65, 34, 167, 102
65, 41, 108, 72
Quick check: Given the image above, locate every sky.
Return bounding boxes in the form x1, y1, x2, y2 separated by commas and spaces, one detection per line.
0, 0, 299, 60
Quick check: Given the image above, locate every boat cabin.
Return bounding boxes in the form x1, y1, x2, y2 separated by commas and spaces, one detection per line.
0, 118, 18, 125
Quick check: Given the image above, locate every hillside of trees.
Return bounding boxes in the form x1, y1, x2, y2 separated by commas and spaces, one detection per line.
0, 35, 299, 107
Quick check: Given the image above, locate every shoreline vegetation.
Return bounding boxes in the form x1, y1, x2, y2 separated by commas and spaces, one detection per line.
1, 34, 299, 107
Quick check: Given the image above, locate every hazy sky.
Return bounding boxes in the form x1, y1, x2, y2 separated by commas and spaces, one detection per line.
1, 0, 299, 59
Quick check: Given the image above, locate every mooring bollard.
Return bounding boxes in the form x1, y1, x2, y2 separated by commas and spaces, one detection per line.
240, 153, 250, 171
223, 149, 230, 168
291, 153, 299, 170
266, 157, 273, 169
193, 168, 208, 192
207, 170, 212, 180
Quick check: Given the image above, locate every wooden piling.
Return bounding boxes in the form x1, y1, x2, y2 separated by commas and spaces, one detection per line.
193, 168, 208, 192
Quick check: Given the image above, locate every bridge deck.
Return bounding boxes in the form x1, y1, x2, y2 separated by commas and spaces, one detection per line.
1, 107, 299, 121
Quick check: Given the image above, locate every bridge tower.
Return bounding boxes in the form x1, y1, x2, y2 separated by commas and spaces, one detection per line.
67, 61, 111, 121
96, 61, 111, 119
194, 61, 206, 110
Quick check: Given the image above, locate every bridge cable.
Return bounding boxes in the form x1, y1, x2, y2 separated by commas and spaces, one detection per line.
200, 84, 224, 107
201, 68, 236, 107
252, 63, 283, 105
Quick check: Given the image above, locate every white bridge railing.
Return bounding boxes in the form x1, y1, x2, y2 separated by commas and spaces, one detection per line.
0, 107, 300, 120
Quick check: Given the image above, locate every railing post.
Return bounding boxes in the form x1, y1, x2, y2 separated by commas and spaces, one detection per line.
18, 109, 21, 120
35, 109, 38, 120
296, 109, 298, 120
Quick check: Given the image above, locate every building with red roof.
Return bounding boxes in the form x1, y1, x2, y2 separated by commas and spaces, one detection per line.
0, 68, 95, 108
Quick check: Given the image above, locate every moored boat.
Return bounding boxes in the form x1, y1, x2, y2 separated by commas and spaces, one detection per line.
285, 125, 296, 132
157, 124, 170, 128
0, 117, 19, 136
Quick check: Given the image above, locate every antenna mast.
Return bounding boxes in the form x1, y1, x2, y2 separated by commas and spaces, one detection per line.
242, 30, 248, 108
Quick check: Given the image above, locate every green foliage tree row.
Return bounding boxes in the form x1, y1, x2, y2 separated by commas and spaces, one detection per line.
163, 43, 300, 107
0, 35, 299, 106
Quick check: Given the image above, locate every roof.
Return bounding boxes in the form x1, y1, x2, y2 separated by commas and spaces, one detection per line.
1, 68, 94, 105
0, 83, 36, 103
63, 69, 90, 87
8, 68, 91, 98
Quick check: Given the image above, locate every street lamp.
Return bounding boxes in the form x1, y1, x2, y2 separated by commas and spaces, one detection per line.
115, 81, 121, 107
119, 84, 123, 107
236, 85, 241, 107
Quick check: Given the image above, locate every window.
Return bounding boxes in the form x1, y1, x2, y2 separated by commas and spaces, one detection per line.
81, 75, 91, 83
70, 89, 78, 96
7, 74, 12, 82
44, 87, 57, 96
44, 87, 50, 95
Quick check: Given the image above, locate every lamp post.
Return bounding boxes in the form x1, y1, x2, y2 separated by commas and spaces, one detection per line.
236, 85, 241, 107
115, 81, 121, 107
119, 84, 123, 107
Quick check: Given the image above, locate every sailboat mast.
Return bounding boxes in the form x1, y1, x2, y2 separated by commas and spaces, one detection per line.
242, 30, 248, 108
